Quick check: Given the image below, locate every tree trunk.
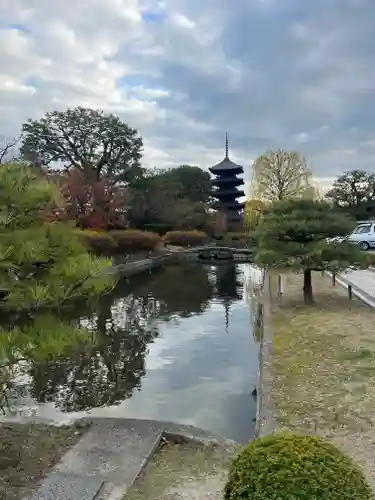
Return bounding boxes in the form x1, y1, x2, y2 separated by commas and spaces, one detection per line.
303, 269, 313, 304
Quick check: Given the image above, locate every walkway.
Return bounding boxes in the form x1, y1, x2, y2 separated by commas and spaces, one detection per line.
338, 269, 375, 308
30, 418, 237, 500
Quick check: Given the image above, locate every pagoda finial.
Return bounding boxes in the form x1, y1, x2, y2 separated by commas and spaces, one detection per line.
225, 133, 229, 159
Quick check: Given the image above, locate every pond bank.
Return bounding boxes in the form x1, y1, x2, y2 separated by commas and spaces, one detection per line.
107, 245, 256, 277
258, 271, 375, 491
108, 252, 178, 276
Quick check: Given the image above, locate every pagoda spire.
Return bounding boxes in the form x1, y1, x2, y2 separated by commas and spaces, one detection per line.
225, 132, 229, 159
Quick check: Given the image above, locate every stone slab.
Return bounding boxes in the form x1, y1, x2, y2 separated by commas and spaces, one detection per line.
53, 421, 162, 488
29, 472, 104, 500
29, 417, 239, 500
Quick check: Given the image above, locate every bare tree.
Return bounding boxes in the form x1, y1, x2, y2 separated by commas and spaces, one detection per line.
251, 149, 313, 202
0, 136, 19, 164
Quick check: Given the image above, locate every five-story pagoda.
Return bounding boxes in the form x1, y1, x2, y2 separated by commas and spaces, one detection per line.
209, 134, 245, 225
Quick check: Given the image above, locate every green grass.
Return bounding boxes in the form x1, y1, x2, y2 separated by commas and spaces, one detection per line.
267, 272, 375, 489
0, 423, 88, 500
124, 441, 237, 500
270, 273, 375, 433
337, 347, 374, 361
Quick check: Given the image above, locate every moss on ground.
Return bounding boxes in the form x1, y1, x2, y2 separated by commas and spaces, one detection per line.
0, 422, 87, 500
268, 271, 375, 489
124, 440, 237, 500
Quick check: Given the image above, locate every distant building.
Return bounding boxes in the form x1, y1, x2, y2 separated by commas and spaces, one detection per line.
209, 134, 245, 227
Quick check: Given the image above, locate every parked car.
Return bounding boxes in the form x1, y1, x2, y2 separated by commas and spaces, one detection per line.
347, 222, 375, 250
326, 236, 346, 244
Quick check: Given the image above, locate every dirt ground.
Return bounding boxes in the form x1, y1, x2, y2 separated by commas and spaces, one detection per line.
268, 271, 375, 490
0, 422, 88, 500
124, 440, 237, 500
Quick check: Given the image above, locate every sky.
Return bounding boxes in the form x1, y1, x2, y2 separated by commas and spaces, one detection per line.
1, 0, 375, 192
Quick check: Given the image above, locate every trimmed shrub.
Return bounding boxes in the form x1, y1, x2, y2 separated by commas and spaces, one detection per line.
143, 223, 172, 235
110, 230, 161, 252
224, 433, 372, 500
163, 230, 209, 247
75, 229, 116, 254
226, 231, 247, 241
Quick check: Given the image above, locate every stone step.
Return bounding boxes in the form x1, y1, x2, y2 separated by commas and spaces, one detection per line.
30, 419, 163, 500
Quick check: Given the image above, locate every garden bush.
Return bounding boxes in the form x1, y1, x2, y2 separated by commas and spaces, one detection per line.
163, 230, 209, 247
224, 433, 372, 500
143, 223, 172, 235
225, 232, 247, 241
110, 230, 161, 252
75, 229, 116, 254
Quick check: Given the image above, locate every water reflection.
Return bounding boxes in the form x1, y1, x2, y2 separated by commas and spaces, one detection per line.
214, 264, 243, 332
7, 263, 262, 443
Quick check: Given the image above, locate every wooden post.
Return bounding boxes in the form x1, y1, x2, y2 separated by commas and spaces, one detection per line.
277, 274, 283, 299
268, 272, 272, 299
332, 272, 336, 286
348, 284, 353, 301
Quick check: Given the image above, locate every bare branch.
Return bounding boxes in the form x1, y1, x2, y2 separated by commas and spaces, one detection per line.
0, 136, 19, 164
251, 149, 313, 202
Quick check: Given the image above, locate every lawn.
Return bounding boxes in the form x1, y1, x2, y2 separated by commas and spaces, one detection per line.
124, 439, 236, 500
268, 271, 375, 490
0, 423, 88, 500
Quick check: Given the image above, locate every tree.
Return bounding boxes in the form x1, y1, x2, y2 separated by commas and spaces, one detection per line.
52, 168, 129, 229
251, 150, 313, 202
159, 198, 208, 230
20, 107, 144, 184
163, 165, 212, 204
254, 198, 368, 303
0, 162, 114, 410
0, 136, 18, 164
245, 198, 266, 233
326, 170, 375, 220
128, 165, 212, 230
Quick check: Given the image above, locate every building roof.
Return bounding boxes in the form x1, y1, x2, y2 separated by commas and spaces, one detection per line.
209, 133, 244, 173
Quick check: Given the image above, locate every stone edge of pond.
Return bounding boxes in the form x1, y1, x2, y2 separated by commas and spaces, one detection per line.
255, 270, 277, 438
106, 245, 256, 277
28, 417, 239, 500
107, 252, 179, 276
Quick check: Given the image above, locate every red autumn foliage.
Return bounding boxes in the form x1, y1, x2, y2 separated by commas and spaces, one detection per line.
51, 168, 128, 229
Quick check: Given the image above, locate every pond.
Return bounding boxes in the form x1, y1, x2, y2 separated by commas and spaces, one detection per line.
6, 262, 262, 444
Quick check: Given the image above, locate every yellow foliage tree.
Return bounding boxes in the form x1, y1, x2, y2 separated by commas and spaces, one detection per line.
245, 198, 265, 233
245, 149, 315, 235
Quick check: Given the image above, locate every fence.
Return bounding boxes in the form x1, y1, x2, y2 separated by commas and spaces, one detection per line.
328, 271, 375, 308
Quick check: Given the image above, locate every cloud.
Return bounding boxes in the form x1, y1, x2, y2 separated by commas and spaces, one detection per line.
1, 0, 375, 190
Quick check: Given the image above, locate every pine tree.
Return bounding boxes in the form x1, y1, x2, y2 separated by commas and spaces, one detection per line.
254, 198, 369, 303
0, 163, 114, 409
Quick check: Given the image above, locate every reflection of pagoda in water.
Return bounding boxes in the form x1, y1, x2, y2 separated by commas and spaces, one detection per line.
213, 264, 243, 331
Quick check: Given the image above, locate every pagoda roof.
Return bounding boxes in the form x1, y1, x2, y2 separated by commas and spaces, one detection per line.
209, 157, 244, 172
208, 133, 244, 173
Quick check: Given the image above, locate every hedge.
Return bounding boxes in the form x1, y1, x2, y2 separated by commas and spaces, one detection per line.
225, 232, 247, 241
142, 223, 172, 235
76, 229, 161, 253
110, 230, 161, 252
74, 230, 116, 254
163, 230, 209, 247
224, 433, 372, 500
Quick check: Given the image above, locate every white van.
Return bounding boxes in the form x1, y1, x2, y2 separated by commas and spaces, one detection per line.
347, 222, 375, 250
